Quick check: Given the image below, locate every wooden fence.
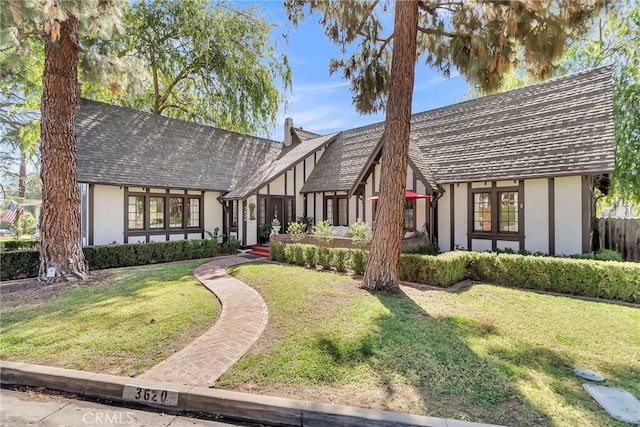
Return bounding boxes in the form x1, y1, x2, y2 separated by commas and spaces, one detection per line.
597, 218, 640, 262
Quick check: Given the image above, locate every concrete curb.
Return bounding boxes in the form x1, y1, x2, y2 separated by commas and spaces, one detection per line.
1, 360, 503, 427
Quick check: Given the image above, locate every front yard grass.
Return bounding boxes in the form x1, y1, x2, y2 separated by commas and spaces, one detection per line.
0, 259, 218, 376
221, 263, 640, 427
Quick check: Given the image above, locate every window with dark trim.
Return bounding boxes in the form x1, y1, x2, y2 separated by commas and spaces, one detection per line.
259, 198, 266, 225
149, 197, 164, 229
230, 200, 238, 229
169, 197, 183, 228
125, 191, 203, 233
403, 200, 415, 230
473, 192, 492, 232
324, 196, 348, 226
471, 189, 520, 233
188, 198, 200, 227
128, 196, 144, 230
499, 191, 518, 232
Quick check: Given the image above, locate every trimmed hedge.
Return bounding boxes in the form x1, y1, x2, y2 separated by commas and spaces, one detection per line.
468, 252, 640, 303
269, 243, 640, 303
0, 238, 230, 281
0, 239, 40, 252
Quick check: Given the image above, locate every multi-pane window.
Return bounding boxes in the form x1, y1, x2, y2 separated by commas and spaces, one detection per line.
404, 200, 415, 230
128, 196, 144, 230
188, 198, 200, 227
149, 197, 164, 229
325, 196, 348, 226
169, 197, 183, 228
499, 191, 519, 232
286, 199, 294, 226
259, 198, 266, 225
473, 192, 492, 231
231, 200, 238, 228
126, 191, 203, 232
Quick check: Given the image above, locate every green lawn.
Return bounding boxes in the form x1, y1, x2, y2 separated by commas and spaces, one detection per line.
221, 263, 640, 427
0, 260, 218, 376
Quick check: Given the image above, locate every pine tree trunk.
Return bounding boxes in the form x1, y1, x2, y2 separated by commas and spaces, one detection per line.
39, 15, 88, 282
361, 1, 418, 292
18, 149, 26, 198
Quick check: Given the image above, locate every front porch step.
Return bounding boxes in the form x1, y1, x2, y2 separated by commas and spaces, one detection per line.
247, 245, 270, 258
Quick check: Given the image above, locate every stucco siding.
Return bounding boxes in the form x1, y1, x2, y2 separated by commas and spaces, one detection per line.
524, 178, 549, 253
454, 183, 468, 249
437, 184, 451, 251
554, 176, 583, 255
472, 239, 492, 252
270, 174, 285, 195
204, 192, 223, 236
93, 184, 124, 245
496, 240, 519, 251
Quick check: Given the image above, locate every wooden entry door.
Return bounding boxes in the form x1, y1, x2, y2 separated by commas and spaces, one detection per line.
267, 197, 284, 225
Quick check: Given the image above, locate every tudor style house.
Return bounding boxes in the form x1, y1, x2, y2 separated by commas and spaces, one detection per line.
76, 66, 615, 255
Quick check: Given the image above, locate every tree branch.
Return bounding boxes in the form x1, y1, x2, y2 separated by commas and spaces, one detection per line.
417, 26, 457, 38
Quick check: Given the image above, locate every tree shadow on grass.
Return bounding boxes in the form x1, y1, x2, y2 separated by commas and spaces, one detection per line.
309, 287, 551, 426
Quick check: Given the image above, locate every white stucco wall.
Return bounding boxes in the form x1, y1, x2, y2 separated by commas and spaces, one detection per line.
437, 184, 451, 251
204, 192, 223, 236
270, 174, 285, 195
472, 239, 492, 252
93, 184, 124, 245
554, 176, 583, 255
524, 178, 549, 253
453, 183, 468, 249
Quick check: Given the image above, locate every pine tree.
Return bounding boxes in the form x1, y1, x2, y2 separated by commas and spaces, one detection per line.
286, 0, 608, 291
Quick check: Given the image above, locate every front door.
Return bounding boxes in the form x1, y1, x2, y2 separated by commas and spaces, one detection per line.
267, 197, 284, 226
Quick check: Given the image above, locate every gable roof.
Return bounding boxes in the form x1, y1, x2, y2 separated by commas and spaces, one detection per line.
76, 99, 280, 192
302, 66, 614, 193
412, 65, 615, 183
224, 132, 341, 199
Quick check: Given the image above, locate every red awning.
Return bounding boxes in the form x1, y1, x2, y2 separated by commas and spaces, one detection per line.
368, 190, 432, 201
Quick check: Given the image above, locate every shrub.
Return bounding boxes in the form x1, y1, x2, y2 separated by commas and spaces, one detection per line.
292, 244, 306, 266
270, 241, 286, 262
402, 243, 440, 256
398, 252, 468, 287
312, 220, 336, 246
350, 249, 368, 275
221, 236, 241, 254
0, 249, 39, 280
1, 239, 40, 252
316, 246, 332, 270
287, 221, 307, 243
349, 218, 372, 248
332, 248, 348, 272
303, 245, 317, 267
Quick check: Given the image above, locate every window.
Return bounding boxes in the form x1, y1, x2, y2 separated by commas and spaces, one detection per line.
169, 197, 183, 228
125, 190, 203, 236
286, 199, 294, 226
259, 198, 266, 225
188, 198, 200, 227
230, 200, 238, 228
499, 191, 518, 232
403, 200, 415, 230
149, 197, 164, 229
324, 196, 348, 226
473, 192, 491, 232
128, 196, 145, 230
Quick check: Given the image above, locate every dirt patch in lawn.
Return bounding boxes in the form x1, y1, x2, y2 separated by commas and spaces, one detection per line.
0, 271, 110, 307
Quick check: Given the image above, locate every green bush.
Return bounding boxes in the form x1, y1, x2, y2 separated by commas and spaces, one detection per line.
467, 252, 640, 303
316, 246, 332, 270
270, 241, 286, 262
398, 251, 468, 287
292, 244, 306, 266
303, 245, 317, 267
332, 248, 348, 272
402, 243, 440, 256
220, 236, 241, 254
0, 249, 40, 280
1, 239, 40, 252
2, 239, 223, 280
349, 249, 368, 275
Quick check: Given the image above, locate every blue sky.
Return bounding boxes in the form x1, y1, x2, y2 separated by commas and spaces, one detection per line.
243, 1, 470, 141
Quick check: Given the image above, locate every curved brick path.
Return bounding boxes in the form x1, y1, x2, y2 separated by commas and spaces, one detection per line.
138, 255, 268, 386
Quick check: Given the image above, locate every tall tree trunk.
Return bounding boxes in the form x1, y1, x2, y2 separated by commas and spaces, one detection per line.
362, 1, 418, 292
39, 15, 88, 281
18, 148, 26, 198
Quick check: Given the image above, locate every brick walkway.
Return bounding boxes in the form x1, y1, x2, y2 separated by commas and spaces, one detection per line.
138, 255, 268, 386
